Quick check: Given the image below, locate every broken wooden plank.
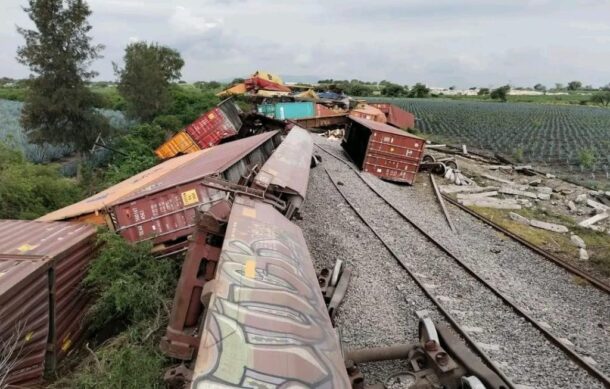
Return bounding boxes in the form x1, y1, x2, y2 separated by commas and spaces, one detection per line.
579, 212, 609, 228
530, 219, 569, 233
439, 185, 498, 194
460, 198, 522, 210
499, 187, 539, 199
481, 174, 514, 185
457, 191, 498, 200
430, 175, 456, 234
586, 199, 609, 211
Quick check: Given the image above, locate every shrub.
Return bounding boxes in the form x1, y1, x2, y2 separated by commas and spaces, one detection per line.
0, 142, 82, 219
84, 231, 179, 332
578, 149, 596, 168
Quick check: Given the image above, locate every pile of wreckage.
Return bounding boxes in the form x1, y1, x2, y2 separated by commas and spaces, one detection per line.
432, 152, 610, 260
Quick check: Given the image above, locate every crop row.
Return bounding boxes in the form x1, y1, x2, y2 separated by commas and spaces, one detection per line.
383, 98, 610, 169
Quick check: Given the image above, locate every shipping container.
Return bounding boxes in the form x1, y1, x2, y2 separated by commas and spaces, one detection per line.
367, 102, 416, 130
342, 116, 426, 184
155, 131, 200, 160
350, 104, 388, 123
39, 132, 281, 251
257, 101, 316, 120
108, 131, 282, 254
292, 113, 348, 130
185, 104, 241, 150
316, 103, 338, 117
0, 220, 97, 386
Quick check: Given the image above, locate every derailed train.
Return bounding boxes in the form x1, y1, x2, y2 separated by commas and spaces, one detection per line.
161, 127, 508, 389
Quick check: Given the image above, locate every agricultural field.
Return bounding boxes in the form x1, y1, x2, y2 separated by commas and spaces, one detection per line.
0, 99, 130, 163
383, 98, 610, 189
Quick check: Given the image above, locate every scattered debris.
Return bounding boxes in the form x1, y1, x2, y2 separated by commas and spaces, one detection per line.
578, 212, 609, 228
499, 187, 539, 199
570, 234, 586, 249
440, 185, 499, 194
586, 199, 609, 212
459, 198, 522, 210
529, 219, 569, 233
536, 187, 553, 194
457, 191, 498, 200
567, 201, 577, 213
509, 212, 530, 225
575, 193, 588, 203
579, 248, 590, 261
482, 174, 514, 185
430, 174, 456, 233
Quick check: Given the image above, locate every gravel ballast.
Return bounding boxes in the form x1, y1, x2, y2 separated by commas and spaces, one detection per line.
299, 135, 608, 389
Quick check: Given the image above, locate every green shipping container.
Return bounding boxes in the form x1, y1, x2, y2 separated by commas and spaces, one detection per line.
257, 102, 315, 120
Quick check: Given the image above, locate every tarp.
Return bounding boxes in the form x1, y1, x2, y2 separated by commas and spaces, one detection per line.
217, 83, 247, 97
295, 89, 319, 100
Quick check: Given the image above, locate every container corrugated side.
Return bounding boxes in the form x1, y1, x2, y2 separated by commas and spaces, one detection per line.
155, 131, 201, 160
343, 116, 425, 184
0, 257, 50, 387
109, 133, 280, 249
185, 107, 239, 149
0, 220, 97, 386
362, 129, 425, 184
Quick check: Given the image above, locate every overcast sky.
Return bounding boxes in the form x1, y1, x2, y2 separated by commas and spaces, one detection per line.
1, 0, 610, 88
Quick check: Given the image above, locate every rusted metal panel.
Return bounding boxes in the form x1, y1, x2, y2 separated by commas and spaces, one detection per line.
155, 131, 201, 160
0, 257, 49, 387
368, 103, 416, 130
191, 195, 350, 388
254, 126, 312, 202
38, 151, 204, 223
0, 220, 97, 387
343, 116, 426, 184
292, 114, 348, 130
109, 132, 279, 247
39, 132, 278, 228
185, 107, 239, 150
350, 104, 387, 123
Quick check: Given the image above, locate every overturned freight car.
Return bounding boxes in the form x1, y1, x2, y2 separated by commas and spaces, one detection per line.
0, 220, 97, 387
39, 132, 282, 255
342, 116, 426, 184
155, 98, 243, 160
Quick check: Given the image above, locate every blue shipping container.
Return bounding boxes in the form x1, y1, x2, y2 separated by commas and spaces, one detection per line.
257, 102, 315, 120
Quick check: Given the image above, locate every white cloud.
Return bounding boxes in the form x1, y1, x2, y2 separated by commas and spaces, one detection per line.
2, 0, 610, 87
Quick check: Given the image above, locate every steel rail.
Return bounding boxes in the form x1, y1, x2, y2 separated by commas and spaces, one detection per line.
316, 143, 610, 388
323, 167, 514, 389
442, 195, 610, 294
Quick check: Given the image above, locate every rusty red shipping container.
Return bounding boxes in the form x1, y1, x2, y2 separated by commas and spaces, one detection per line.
184, 99, 242, 150
109, 131, 281, 254
0, 220, 97, 387
368, 102, 416, 130
343, 116, 426, 184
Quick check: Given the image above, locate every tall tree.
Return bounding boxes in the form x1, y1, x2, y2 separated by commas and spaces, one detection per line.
114, 42, 184, 121
567, 80, 582, 91
409, 83, 430, 98
17, 0, 107, 153
490, 85, 510, 102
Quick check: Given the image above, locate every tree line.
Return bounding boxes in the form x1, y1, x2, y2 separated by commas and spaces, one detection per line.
16, 0, 188, 156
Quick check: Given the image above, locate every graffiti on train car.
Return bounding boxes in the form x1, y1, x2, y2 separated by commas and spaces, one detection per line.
191, 196, 350, 388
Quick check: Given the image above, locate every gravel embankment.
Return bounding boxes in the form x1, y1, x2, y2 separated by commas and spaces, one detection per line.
300, 135, 608, 389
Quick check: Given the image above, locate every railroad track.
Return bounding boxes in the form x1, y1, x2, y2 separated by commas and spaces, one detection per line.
315, 143, 610, 389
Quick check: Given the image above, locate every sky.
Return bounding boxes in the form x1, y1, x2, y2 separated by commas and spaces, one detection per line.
1, 0, 610, 88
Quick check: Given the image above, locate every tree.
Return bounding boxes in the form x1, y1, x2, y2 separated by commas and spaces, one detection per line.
16, 0, 108, 153
409, 83, 430, 98
381, 82, 405, 97
567, 81, 582, 91
114, 42, 184, 121
590, 91, 610, 107
534, 83, 546, 92
554, 83, 564, 91
490, 85, 510, 102
477, 88, 490, 95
